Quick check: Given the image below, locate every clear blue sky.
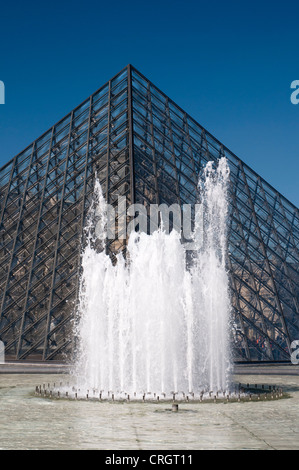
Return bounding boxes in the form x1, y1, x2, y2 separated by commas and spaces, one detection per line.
0, 0, 298, 206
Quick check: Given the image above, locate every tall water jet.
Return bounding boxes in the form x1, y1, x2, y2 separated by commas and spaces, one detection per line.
73, 157, 232, 397
193, 157, 231, 392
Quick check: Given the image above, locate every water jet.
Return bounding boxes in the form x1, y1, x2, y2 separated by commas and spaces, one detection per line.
71, 158, 232, 399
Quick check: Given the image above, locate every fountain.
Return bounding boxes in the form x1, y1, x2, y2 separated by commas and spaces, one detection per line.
71, 157, 232, 400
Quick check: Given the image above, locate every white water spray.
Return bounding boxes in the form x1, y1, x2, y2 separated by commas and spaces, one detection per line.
74, 158, 232, 398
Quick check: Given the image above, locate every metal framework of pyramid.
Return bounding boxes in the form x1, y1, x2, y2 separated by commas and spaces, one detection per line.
0, 64, 298, 362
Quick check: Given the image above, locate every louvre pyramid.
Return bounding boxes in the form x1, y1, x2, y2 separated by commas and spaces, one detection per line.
0, 64, 298, 362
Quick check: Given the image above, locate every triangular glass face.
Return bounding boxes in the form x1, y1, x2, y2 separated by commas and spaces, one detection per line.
0, 65, 298, 362
0, 66, 132, 360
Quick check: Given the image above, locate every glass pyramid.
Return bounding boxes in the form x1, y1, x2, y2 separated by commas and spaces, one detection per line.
0, 65, 298, 362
